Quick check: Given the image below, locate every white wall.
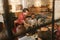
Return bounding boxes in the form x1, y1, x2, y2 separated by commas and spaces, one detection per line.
0, 0, 4, 22
9, 0, 22, 12
55, 0, 60, 20
0, 15, 4, 22
0, 0, 4, 13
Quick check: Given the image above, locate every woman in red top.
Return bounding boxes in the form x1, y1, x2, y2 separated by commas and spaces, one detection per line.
14, 8, 29, 24
13, 8, 29, 34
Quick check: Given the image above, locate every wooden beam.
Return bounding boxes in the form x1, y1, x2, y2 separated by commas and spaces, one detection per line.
3, 0, 14, 40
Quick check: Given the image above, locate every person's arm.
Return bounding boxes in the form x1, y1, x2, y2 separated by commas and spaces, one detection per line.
14, 14, 24, 24
47, 16, 52, 19
24, 21, 31, 28
38, 38, 42, 40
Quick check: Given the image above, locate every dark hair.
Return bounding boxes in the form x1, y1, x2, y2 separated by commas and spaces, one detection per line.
23, 8, 29, 12
38, 30, 52, 40
15, 23, 24, 27
31, 14, 36, 16
31, 13, 35, 15
25, 16, 31, 18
